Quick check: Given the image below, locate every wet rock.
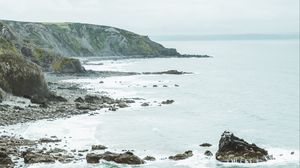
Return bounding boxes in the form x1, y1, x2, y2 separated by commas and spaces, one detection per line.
47, 92, 67, 102
204, 150, 213, 157
39, 138, 62, 143
74, 97, 84, 103
153, 85, 158, 87
0, 151, 14, 167
86, 151, 145, 165
118, 102, 128, 108
22, 151, 55, 164
161, 100, 174, 104
169, 150, 193, 160
91, 145, 107, 151
216, 131, 270, 163
143, 155, 156, 161
174, 84, 179, 87
291, 151, 294, 155
30, 95, 48, 105
143, 70, 190, 75
199, 143, 212, 147
86, 153, 100, 163
141, 102, 149, 106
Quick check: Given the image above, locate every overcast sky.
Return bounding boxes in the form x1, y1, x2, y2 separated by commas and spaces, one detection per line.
0, 0, 299, 36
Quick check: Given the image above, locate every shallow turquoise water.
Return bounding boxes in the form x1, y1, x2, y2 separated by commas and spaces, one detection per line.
3, 40, 299, 168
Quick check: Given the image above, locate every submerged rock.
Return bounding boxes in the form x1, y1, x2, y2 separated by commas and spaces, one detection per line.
86, 151, 145, 165
143, 156, 156, 161
161, 100, 174, 104
199, 143, 212, 147
216, 131, 271, 163
169, 150, 193, 160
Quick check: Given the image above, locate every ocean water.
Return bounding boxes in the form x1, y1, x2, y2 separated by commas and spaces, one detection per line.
2, 40, 299, 168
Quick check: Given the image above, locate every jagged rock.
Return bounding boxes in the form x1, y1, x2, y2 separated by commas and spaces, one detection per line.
216, 131, 271, 163
161, 100, 174, 104
0, 151, 14, 167
22, 151, 56, 164
86, 151, 145, 165
143, 156, 156, 161
91, 145, 107, 151
169, 150, 193, 160
199, 143, 212, 147
204, 150, 213, 157
74, 97, 84, 103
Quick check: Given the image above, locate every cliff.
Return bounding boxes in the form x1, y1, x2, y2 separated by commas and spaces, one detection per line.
0, 20, 179, 57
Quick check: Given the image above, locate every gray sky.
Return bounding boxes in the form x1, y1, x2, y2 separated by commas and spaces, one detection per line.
0, 0, 299, 36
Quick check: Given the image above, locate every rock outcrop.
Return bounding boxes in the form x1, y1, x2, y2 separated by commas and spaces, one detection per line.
216, 131, 271, 163
169, 150, 193, 160
86, 151, 145, 165
0, 54, 49, 98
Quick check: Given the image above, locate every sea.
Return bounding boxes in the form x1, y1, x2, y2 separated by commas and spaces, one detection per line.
2, 39, 299, 168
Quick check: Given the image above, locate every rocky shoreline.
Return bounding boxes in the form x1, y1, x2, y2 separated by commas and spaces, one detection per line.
0, 131, 283, 168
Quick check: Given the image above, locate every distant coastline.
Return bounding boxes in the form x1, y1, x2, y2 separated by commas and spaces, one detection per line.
151, 33, 300, 41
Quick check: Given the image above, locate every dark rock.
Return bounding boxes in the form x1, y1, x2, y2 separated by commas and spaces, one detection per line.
143, 156, 156, 161
39, 138, 62, 143
174, 84, 179, 87
91, 145, 107, 151
144, 70, 190, 75
161, 100, 174, 104
118, 102, 128, 108
153, 85, 158, 87
200, 143, 212, 147
47, 92, 67, 102
216, 131, 270, 163
169, 150, 193, 160
291, 151, 294, 155
22, 151, 56, 164
141, 102, 149, 106
86, 153, 100, 163
86, 151, 145, 165
204, 150, 213, 157
0, 151, 14, 167
74, 97, 85, 103
30, 95, 48, 105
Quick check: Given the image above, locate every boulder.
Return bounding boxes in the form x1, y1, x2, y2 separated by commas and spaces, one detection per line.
0, 151, 14, 167
0, 54, 49, 98
216, 131, 271, 163
86, 151, 145, 165
22, 151, 56, 164
143, 156, 156, 161
169, 150, 193, 160
52, 57, 85, 73
204, 150, 213, 157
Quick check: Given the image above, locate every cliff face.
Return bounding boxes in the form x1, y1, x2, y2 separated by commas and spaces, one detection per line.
1, 20, 179, 57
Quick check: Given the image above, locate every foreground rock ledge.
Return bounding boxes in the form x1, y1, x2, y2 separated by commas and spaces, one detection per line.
216, 131, 272, 163
86, 151, 145, 165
